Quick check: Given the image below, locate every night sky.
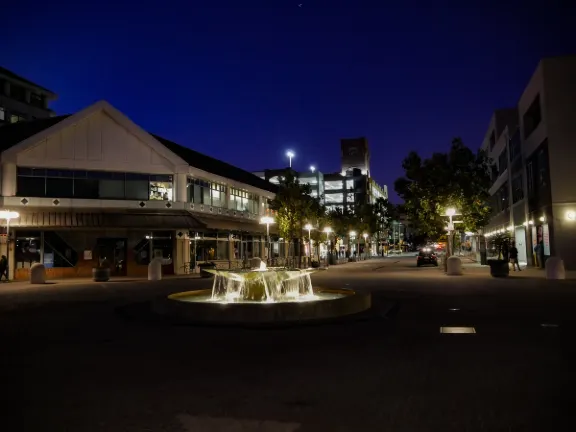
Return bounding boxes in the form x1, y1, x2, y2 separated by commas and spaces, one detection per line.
2, 1, 573, 202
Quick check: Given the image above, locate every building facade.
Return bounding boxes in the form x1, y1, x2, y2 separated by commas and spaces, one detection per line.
254, 136, 388, 213
0, 66, 57, 126
481, 55, 576, 269
0, 100, 277, 280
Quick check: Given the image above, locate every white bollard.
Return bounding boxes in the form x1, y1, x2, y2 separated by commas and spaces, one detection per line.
545, 257, 565, 280
148, 258, 163, 281
446, 256, 463, 276
250, 257, 262, 269
29, 262, 46, 284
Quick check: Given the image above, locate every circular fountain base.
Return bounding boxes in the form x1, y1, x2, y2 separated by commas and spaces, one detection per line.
154, 288, 371, 325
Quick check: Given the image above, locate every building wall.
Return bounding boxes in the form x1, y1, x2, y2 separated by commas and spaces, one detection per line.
483, 56, 576, 269
14, 110, 175, 174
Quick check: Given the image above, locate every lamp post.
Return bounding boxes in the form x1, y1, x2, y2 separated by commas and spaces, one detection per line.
304, 223, 313, 258
349, 230, 356, 257
310, 165, 315, 173
323, 226, 332, 266
0, 210, 20, 281
286, 150, 295, 168
363, 233, 368, 259
260, 216, 275, 263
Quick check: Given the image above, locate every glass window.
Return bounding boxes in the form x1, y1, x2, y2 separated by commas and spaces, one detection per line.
43, 231, 78, 267
99, 180, 125, 199
74, 179, 99, 199
46, 178, 74, 198
211, 183, 226, 207
126, 180, 149, 200
17, 176, 45, 197
150, 178, 173, 201
346, 180, 354, 189
324, 180, 343, 190
15, 233, 41, 270
325, 193, 344, 203
46, 169, 73, 178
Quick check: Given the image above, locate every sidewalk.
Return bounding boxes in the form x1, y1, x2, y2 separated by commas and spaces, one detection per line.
1, 273, 201, 288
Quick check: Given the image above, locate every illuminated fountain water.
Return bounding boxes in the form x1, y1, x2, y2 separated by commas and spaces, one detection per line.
206, 261, 318, 303
157, 259, 371, 324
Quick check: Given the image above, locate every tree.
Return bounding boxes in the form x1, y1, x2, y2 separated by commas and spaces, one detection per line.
394, 138, 492, 241
371, 198, 398, 255
269, 171, 325, 266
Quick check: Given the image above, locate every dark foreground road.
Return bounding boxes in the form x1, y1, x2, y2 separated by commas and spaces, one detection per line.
1, 258, 575, 431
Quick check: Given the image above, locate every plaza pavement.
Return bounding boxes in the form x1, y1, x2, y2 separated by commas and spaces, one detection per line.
0, 257, 574, 431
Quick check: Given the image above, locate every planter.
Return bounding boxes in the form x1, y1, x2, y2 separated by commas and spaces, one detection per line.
92, 267, 111, 282
487, 259, 509, 278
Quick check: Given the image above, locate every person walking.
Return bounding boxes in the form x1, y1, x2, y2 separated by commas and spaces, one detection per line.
0, 255, 8, 281
509, 243, 521, 271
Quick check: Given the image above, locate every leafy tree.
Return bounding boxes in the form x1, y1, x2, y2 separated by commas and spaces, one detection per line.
371, 198, 399, 255
394, 138, 492, 241
269, 171, 325, 266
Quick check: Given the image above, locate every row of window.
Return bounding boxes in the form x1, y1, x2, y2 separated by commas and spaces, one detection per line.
188, 180, 259, 213
0, 79, 45, 108
15, 167, 261, 211
0, 106, 28, 124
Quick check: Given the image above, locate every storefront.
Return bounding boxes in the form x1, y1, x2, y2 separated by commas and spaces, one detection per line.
7, 209, 204, 280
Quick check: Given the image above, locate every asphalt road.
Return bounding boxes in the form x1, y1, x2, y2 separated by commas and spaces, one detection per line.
0, 257, 574, 431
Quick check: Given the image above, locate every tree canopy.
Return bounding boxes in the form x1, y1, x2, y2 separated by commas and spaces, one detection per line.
394, 138, 492, 239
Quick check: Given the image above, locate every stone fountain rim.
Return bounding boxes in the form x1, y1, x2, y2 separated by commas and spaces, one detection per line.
155, 288, 371, 325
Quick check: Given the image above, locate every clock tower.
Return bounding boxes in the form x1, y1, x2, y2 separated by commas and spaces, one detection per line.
340, 137, 370, 176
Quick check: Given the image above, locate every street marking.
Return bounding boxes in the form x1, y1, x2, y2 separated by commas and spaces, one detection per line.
440, 326, 476, 334
541, 323, 559, 328
178, 414, 301, 431
448, 308, 460, 312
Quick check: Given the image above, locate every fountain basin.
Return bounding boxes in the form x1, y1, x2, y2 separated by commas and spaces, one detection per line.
155, 288, 371, 324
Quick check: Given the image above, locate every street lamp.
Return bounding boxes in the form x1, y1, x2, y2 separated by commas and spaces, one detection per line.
260, 215, 275, 263
0, 210, 20, 281
286, 150, 295, 168
304, 223, 313, 258
310, 165, 315, 173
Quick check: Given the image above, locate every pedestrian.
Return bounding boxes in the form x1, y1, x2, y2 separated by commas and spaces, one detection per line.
0, 255, 8, 281
509, 243, 521, 272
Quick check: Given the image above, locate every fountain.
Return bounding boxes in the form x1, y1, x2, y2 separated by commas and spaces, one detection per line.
156, 259, 371, 324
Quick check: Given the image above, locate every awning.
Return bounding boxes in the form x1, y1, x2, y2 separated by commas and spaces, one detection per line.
195, 214, 270, 234
12, 210, 206, 230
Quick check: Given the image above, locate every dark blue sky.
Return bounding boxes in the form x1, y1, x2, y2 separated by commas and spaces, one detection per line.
2, 1, 573, 202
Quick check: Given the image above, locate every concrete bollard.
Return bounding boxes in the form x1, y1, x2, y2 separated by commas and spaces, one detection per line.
545, 257, 566, 280
446, 256, 463, 276
148, 258, 163, 281
250, 257, 262, 269
30, 262, 46, 284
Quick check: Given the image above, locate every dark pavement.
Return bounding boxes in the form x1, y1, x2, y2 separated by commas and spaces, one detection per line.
0, 257, 574, 431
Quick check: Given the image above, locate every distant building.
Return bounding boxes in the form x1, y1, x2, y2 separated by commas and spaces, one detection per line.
481, 55, 576, 269
0, 66, 57, 126
253, 136, 388, 212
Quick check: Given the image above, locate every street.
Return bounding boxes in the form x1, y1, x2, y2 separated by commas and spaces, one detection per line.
0, 257, 574, 431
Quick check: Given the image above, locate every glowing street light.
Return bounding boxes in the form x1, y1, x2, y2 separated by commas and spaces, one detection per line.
310, 165, 315, 173
0, 210, 20, 281
260, 215, 275, 262
286, 150, 295, 168
349, 230, 356, 237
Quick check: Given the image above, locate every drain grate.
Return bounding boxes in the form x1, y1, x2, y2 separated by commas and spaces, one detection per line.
440, 326, 476, 334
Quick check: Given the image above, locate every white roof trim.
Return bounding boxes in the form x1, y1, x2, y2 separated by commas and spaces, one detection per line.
1, 100, 188, 168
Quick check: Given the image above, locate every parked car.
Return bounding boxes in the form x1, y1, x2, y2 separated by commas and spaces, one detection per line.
417, 248, 438, 267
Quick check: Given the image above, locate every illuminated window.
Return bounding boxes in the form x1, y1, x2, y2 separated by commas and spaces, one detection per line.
149, 175, 173, 201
